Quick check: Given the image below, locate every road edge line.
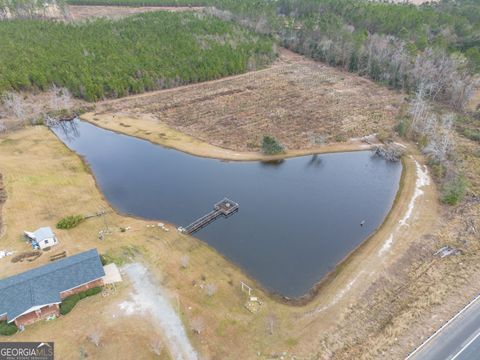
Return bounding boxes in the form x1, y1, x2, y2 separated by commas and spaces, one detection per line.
404, 291, 480, 359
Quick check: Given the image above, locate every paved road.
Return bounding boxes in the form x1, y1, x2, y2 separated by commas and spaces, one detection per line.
406, 294, 480, 360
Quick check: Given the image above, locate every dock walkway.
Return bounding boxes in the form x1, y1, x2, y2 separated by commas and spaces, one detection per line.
179, 198, 239, 234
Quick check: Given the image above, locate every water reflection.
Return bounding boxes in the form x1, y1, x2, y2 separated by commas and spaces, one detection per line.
52, 119, 402, 298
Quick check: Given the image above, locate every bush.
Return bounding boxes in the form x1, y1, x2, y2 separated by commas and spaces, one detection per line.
85, 287, 102, 296
60, 294, 81, 315
100, 254, 113, 266
56, 215, 84, 229
0, 321, 18, 336
261, 136, 284, 155
442, 175, 468, 205
427, 158, 446, 180
395, 118, 410, 138
463, 128, 480, 142
60, 287, 102, 315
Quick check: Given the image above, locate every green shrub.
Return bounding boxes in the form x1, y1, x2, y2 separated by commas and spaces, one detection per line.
261, 136, 284, 155
59, 287, 102, 315
395, 118, 410, 138
100, 254, 113, 266
463, 128, 480, 142
0, 321, 18, 336
85, 287, 102, 296
427, 158, 446, 180
56, 215, 84, 229
442, 175, 468, 205
60, 294, 81, 315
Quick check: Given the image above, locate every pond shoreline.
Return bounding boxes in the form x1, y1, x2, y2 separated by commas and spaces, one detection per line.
80, 112, 378, 162
51, 119, 412, 305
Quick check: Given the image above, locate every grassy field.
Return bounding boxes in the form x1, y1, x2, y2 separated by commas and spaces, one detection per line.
0, 121, 443, 358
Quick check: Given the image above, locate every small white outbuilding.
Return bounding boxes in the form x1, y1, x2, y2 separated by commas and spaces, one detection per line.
24, 227, 58, 250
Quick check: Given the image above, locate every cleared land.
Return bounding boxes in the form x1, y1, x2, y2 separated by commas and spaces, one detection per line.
85, 49, 403, 158
67, 5, 204, 21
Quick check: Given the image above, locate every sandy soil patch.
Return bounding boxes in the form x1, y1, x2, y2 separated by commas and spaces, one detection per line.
84, 49, 403, 159
7, 281, 172, 359
122, 263, 198, 360
67, 5, 204, 21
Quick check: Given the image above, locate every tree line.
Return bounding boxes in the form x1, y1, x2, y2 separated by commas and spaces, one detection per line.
0, 11, 276, 101
66, 0, 479, 108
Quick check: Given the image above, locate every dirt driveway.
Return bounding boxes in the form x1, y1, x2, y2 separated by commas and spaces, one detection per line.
122, 263, 198, 360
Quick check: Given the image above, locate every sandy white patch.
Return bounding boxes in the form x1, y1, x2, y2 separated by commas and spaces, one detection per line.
305, 272, 364, 316
0, 250, 13, 259
378, 158, 430, 257
399, 159, 430, 227
121, 263, 198, 360
378, 234, 394, 256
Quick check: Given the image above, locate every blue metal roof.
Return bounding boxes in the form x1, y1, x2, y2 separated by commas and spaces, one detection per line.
33, 227, 55, 241
0, 249, 105, 322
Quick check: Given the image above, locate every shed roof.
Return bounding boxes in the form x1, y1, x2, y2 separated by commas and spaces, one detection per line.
33, 227, 55, 241
0, 249, 104, 322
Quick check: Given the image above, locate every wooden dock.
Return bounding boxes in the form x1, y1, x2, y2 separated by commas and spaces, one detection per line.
179, 198, 239, 234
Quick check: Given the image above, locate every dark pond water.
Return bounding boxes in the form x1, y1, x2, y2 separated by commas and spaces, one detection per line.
52, 119, 402, 298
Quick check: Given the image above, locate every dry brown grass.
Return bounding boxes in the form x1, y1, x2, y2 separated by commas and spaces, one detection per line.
67, 5, 204, 21
0, 125, 440, 359
0, 127, 292, 358
11, 280, 172, 360
86, 49, 403, 156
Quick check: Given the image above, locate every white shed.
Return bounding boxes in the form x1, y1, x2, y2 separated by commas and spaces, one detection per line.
24, 227, 58, 250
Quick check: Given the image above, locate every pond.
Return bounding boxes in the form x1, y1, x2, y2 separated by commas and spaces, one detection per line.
52, 119, 402, 299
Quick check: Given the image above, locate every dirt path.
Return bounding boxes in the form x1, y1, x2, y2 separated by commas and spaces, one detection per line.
122, 263, 198, 360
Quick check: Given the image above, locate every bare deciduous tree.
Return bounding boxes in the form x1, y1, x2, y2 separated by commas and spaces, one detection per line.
409, 88, 456, 163
190, 317, 204, 335
88, 328, 102, 347
2, 92, 26, 123
205, 7, 233, 22
150, 338, 164, 356
205, 283, 217, 297
0, 120, 6, 133
50, 85, 72, 113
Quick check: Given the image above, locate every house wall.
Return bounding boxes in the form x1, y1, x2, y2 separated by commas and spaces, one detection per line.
0, 314, 7, 322
39, 237, 57, 250
14, 304, 59, 327
60, 278, 103, 299
9, 278, 103, 327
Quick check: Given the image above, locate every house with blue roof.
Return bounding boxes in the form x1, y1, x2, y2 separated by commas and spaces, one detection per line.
0, 249, 105, 327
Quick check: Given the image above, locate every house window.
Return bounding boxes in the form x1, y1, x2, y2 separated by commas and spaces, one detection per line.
45, 239, 49, 244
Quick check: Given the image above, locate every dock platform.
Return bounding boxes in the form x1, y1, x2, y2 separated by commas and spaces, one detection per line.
179, 198, 239, 234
